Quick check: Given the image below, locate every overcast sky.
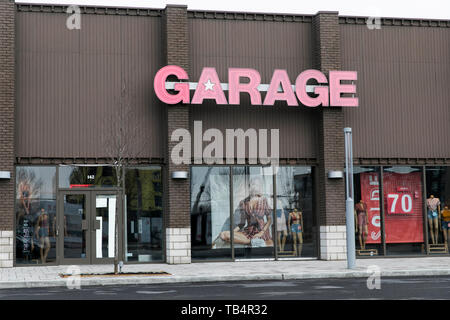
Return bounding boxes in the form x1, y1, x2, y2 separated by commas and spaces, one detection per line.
15, 0, 450, 20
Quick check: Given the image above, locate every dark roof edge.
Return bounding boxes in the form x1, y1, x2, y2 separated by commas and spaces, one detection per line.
187, 9, 314, 23
339, 15, 450, 28
14, 2, 315, 21
15, 3, 164, 16
14, 3, 450, 27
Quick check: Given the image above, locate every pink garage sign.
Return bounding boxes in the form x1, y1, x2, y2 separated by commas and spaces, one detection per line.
154, 65, 358, 107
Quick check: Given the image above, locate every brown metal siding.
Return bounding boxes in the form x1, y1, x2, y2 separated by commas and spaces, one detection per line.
15, 12, 165, 159
341, 24, 450, 159
188, 18, 318, 159
190, 105, 319, 159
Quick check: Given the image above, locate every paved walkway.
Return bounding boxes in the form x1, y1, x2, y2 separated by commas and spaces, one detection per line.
0, 257, 449, 289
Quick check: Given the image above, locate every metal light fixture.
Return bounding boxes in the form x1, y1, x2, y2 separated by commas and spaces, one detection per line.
0, 171, 11, 179
328, 170, 344, 179
171, 171, 188, 179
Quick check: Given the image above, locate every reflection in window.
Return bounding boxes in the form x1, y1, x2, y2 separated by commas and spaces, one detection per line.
63, 194, 87, 259
15, 166, 56, 265
190, 166, 318, 260
383, 166, 424, 255
276, 166, 316, 258
191, 167, 231, 260
353, 167, 383, 256
425, 167, 450, 252
232, 167, 274, 259
125, 167, 163, 262
59, 165, 117, 188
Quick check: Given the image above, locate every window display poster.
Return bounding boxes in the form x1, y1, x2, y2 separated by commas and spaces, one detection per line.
360, 172, 382, 244
211, 173, 230, 248
382, 172, 423, 243
232, 171, 274, 248
362, 172, 424, 244
22, 218, 32, 254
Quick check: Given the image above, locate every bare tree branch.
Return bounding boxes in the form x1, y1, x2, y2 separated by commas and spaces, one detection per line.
101, 81, 149, 274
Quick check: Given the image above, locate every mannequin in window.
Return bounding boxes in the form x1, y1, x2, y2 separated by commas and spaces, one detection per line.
288, 208, 303, 256
35, 208, 51, 264
426, 195, 440, 244
17, 180, 32, 222
51, 214, 68, 238
276, 200, 287, 252
354, 200, 368, 250
440, 205, 450, 249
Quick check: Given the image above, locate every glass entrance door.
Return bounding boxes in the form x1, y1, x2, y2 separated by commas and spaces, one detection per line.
57, 190, 121, 265
58, 191, 90, 264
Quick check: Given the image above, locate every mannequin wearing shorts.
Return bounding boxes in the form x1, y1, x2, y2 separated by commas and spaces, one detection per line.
426, 195, 440, 244
276, 206, 287, 252
288, 209, 303, 256
440, 205, 450, 248
35, 208, 51, 264
355, 200, 368, 250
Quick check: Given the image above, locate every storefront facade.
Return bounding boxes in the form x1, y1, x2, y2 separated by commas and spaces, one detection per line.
0, 1, 449, 267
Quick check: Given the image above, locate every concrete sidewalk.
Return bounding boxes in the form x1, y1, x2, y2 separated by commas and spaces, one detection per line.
0, 257, 449, 289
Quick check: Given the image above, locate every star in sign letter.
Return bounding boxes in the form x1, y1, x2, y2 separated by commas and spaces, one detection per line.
204, 79, 215, 91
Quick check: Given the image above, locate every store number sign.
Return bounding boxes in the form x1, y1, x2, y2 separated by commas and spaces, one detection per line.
387, 193, 413, 214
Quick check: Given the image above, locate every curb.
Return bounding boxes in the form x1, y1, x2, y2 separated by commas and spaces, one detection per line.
1, 269, 450, 289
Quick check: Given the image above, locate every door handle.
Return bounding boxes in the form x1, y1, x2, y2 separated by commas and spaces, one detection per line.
81, 220, 88, 230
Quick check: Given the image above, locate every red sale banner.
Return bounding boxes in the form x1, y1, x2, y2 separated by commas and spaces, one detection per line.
360, 173, 381, 244
361, 171, 424, 244
382, 172, 423, 243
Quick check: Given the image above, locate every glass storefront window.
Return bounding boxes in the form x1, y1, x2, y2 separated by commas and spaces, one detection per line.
15, 166, 57, 265
276, 166, 316, 258
124, 167, 163, 262
353, 167, 383, 256
232, 166, 274, 259
59, 165, 117, 188
191, 165, 318, 261
383, 166, 425, 255
425, 167, 450, 250
191, 167, 231, 260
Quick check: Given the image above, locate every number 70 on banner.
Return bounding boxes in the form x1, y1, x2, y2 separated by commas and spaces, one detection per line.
387, 193, 413, 214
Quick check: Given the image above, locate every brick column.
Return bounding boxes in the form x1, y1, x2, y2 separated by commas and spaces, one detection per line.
163, 5, 191, 264
312, 12, 347, 260
0, 0, 15, 268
